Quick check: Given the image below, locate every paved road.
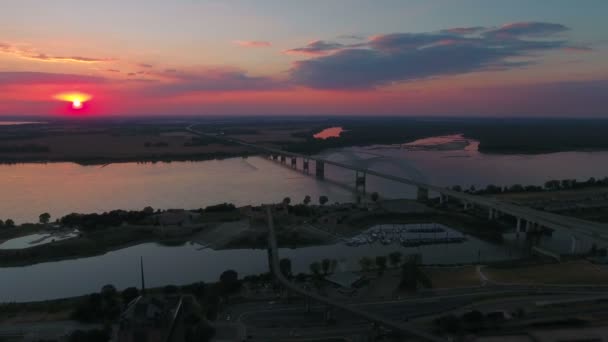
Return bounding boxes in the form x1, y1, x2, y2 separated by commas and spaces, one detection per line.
0, 320, 101, 340
232, 291, 608, 341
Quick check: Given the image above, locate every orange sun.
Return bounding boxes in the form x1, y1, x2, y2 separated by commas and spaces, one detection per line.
54, 92, 92, 110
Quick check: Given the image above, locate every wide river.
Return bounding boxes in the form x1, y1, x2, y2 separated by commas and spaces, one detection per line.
1, 137, 608, 301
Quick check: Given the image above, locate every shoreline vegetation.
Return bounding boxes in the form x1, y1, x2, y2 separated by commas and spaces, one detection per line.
4, 118, 608, 164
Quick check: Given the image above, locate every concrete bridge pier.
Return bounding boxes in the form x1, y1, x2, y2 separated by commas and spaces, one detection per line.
571, 236, 578, 254
355, 171, 366, 194
290, 157, 297, 168
369, 322, 381, 341
516, 217, 522, 238
488, 208, 496, 220
416, 187, 429, 202
280, 155, 286, 164
303, 159, 310, 174
316, 161, 325, 179
324, 307, 333, 322
525, 220, 532, 233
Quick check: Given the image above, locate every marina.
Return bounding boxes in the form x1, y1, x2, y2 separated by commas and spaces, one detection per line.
345, 223, 467, 247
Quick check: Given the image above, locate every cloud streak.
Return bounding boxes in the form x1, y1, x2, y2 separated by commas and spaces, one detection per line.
0, 42, 113, 63
234, 40, 271, 48
141, 67, 286, 95
284, 40, 351, 56
289, 22, 573, 89
0, 71, 105, 86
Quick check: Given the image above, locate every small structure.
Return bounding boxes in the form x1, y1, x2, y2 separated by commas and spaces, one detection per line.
116, 295, 181, 342
325, 272, 366, 290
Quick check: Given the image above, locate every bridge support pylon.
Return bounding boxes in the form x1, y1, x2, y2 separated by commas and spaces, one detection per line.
324, 307, 333, 322
303, 159, 309, 174
315, 161, 325, 179
280, 155, 286, 164
571, 236, 578, 254
355, 171, 366, 195
516, 217, 522, 238
416, 187, 429, 202
290, 157, 297, 168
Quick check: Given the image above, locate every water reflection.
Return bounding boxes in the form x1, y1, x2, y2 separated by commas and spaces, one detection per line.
0, 231, 518, 302
313, 126, 344, 139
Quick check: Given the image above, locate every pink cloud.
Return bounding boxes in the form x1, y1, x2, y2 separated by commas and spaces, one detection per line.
233, 40, 271, 48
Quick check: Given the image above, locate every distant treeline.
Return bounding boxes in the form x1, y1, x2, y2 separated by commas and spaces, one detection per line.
452, 176, 608, 195
0, 144, 49, 153
60, 203, 237, 230
281, 118, 608, 155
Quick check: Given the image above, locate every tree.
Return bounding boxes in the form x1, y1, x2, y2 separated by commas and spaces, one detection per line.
508, 184, 524, 193
0, 219, 4, 228
375, 256, 387, 274
163, 284, 179, 296
451, 185, 462, 192
370, 192, 379, 203
143, 206, 154, 215
279, 258, 292, 278
303, 195, 311, 205
389, 251, 403, 267
219, 270, 240, 297
319, 195, 329, 206
282, 197, 291, 206
188, 282, 207, 299
101, 284, 117, 299
309, 262, 321, 275
359, 257, 373, 272
329, 259, 338, 274
121, 287, 139, 305
399, 261, 418, 291
321, 258, 331, 275
39, 212, 51, 224
544, 180, 560, 190
5, 219, 14, 228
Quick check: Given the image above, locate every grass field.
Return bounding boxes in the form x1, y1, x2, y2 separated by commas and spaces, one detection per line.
485, 260, 608, 285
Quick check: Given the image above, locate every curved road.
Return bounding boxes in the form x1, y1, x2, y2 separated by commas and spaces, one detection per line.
265, 206, 446, 342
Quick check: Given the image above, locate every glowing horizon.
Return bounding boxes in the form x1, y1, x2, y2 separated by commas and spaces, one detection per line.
0, 1, 607, 117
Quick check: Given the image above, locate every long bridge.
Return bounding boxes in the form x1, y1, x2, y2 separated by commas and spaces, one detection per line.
187, 125, 608, 248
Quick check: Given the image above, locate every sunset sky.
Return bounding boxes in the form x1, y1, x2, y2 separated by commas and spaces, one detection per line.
1, 0, 607, 117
